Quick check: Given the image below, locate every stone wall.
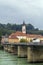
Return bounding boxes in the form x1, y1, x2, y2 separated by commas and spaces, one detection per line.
27, 46, 43, 62
18, 46, 27, 57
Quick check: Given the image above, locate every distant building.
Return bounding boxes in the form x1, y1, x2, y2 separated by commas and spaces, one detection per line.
1, 22, 43, 43
1, 36, 5, 43
8, 21, 43, 43
22, 21, 26, 34
1, 35, 8, 43
27, 34, 43, 42
8, 31, 27, 43
9, 35, 19, 43
32, 38, 40, 43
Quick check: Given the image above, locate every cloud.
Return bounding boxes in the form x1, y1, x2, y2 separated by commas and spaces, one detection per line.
0, 0, 43, 29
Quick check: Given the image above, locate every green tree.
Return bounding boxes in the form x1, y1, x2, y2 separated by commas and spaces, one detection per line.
20, 39, 28, 43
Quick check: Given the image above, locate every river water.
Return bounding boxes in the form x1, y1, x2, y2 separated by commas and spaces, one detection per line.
0, 50, 43, 65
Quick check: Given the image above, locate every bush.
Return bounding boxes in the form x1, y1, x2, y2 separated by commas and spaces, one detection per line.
20, 39, 28, 43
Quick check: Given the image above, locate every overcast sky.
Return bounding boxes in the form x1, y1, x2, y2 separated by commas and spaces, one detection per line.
0, 0, 43, 29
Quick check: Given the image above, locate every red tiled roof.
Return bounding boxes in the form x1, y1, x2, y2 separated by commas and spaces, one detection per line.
14, 31, 27, 36
9, 35, 18, 39
26, 34, 43, 38
9, 31, 43, 39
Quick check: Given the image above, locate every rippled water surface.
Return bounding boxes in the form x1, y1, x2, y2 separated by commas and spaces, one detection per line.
0, 50, 43, 65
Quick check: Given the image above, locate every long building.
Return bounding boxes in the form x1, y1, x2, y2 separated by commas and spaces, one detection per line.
1, 22, 43, 43
8, 22, 43, 43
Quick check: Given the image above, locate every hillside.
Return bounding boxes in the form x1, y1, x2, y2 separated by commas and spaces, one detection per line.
0, 23, 43, 37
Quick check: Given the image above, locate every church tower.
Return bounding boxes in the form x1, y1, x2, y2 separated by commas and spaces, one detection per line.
22, 21, 26, 34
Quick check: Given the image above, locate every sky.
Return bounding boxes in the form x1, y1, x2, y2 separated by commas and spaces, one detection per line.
0, 0, 43, 29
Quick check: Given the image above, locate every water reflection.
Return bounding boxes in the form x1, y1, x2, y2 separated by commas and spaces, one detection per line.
0, 50, 43, 65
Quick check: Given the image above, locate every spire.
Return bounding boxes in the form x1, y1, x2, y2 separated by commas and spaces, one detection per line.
22, 21, 26, 34
23, 21, 25, 25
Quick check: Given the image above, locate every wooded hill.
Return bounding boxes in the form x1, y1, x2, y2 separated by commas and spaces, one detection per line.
0, 23, 43, 37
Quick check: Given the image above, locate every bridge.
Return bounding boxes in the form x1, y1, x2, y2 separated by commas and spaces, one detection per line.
2, 42, 43, 62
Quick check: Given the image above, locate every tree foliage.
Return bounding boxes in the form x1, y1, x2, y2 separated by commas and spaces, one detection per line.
20, 39, 28, 42
0, 23, 43, 36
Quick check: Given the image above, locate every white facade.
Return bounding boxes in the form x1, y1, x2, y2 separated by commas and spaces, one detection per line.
22, 25, 26, 34
32, 38, 40, 42
17, 36, 26, 40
